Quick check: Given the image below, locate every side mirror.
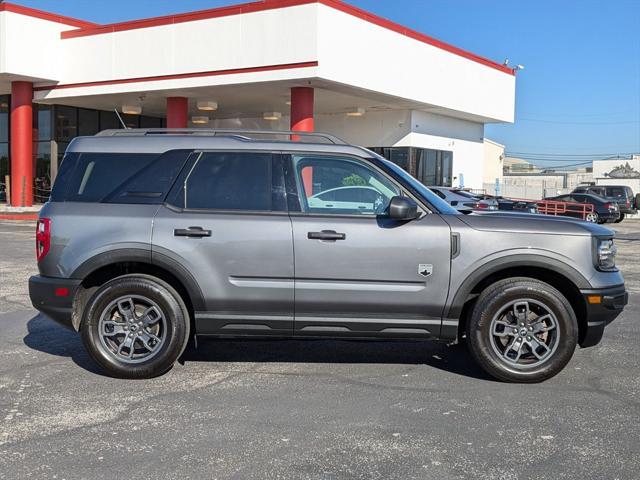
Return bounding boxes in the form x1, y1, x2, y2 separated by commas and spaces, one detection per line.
387, 196, 420, 220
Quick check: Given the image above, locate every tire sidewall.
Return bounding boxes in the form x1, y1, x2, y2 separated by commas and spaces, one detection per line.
80, 275, 189, 379
468, 280, 578, 382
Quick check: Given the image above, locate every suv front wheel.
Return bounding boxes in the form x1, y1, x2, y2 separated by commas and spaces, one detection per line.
80, 274, 190, 379
467, 277, 578, 383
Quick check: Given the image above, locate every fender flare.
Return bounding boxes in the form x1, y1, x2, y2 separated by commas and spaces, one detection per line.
444, 254, 590, 319
70, 247, 206, 311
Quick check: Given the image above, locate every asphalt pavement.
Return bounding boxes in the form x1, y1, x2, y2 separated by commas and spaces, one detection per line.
0, 219, 638, 480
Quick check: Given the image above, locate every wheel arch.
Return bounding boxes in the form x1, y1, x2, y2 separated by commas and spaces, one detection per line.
446, 256, 589, 345
69, 249, 205, 331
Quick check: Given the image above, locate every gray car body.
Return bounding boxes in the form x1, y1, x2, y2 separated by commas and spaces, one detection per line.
34, 133, 625, 345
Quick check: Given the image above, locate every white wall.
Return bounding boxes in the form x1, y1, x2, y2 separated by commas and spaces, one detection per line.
0, 11, 69, 83
483, 138, 504, 185
316, 4, 515, 123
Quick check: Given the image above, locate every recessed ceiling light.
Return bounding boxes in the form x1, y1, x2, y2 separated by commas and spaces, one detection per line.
263, 111, 282, 121
191, 116, 209, 124
122, 105, 142, 115
346, 107, 366, 117
197, 100, 218, 111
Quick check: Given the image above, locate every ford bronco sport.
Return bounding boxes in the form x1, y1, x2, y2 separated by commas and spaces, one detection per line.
29, 129, 628, 382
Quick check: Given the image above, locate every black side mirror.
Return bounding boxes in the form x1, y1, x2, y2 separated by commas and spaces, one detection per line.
387, 196, 420, 220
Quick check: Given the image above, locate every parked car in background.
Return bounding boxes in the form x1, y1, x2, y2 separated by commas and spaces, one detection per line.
429, 187, 498, 212
472, 193, 539, 214
572, 185, 637, 222
544, 193, 620, 224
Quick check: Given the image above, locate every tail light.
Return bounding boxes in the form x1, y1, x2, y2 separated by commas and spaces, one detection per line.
475, 202, 488, 209
36, 218, 51, 262
604, 202, 612, 210
626, 199, 631, 208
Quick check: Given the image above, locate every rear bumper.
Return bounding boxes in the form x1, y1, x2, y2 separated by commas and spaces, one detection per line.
579, 284, 628, 347
29, 275, 81, 331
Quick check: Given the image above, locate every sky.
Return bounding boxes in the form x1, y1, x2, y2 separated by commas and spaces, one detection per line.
14, 0, 640, 166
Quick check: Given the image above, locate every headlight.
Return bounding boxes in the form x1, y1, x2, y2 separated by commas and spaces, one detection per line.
596, 238, 617, 271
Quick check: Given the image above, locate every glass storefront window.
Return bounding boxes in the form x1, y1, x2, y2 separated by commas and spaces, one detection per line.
34, 141, 51, 203
55, 105, 78, 142
0, 96, 9, 143
370, 146, 453, 187
99, 111, 120, 130
0, 143, 8, 203
35, 104, 52, 141
78, 109, 100, 136
140, 116, 163, 128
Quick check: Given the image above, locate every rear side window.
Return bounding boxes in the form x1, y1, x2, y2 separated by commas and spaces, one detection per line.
606, 187, 626, 198
168, 151, 276, 211
50, 150, 191, 203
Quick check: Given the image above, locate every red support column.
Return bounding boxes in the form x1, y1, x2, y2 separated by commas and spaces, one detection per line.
166, 97, 188, 128
290, 87, 314, 195
10, 81, 33, 207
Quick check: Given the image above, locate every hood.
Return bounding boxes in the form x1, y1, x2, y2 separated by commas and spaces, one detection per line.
454, 211, 614, 237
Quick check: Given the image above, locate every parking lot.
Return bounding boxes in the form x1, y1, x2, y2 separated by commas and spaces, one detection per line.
0, 219, 638, 480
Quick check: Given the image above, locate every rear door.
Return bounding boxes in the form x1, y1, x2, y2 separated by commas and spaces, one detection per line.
285, 152, 451, 339
152, 151, 294, 336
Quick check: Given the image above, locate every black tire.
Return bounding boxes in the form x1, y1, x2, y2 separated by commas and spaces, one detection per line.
467, 277, 578, 383
80, 274, 190, 379
614, 213, 624, 223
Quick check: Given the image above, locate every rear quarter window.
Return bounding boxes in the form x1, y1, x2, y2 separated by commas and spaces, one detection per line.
50, 150, 191, 203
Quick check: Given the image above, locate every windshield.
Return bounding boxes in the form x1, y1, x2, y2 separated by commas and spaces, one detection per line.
375, 157, 460, 215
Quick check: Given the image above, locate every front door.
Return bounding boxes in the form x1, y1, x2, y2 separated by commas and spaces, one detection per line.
152, 151, 294, 336
286, 153, 451, 338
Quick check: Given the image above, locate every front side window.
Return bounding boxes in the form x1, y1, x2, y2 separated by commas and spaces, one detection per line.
293, 155, 400, 215
170, 151, 274, 211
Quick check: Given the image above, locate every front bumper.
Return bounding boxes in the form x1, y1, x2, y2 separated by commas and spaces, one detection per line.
579, 284, 628, 347
29, 275, 82, 331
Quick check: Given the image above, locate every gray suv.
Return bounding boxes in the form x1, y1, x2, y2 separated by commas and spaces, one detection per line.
29, 129, 628, 382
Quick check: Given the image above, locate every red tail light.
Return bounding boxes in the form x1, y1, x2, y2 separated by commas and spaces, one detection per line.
626, 199, 631, 208
604, 203, 614, 210
475, 202, 488, 209
36, 218, 51, 262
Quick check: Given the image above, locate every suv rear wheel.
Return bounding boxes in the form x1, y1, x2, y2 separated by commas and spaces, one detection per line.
467, 277, 578, 383
80, 275, 190, 379
614, 213, 625, 223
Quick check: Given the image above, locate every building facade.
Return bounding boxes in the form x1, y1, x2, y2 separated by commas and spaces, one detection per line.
0, 0, 516, 206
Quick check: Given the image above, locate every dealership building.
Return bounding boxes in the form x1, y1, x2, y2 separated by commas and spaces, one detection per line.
0, 0, 516, 207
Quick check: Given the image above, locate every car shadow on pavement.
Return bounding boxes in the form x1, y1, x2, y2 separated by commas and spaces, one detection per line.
181, 337, 494, 381
23, 314, 105, 376
22, 315, 492, 381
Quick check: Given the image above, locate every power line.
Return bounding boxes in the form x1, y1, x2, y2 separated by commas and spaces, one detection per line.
518, 117, 640, 125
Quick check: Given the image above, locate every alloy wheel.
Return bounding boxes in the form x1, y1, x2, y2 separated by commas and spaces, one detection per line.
98, 295, 168, 364
489, 299, 560, 369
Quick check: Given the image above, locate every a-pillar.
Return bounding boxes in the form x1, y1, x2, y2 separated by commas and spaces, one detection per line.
290, 87, 314, 195
10, 81, 33, 207
166, 97, 188, 128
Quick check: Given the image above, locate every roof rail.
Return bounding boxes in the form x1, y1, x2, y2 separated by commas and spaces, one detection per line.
95, 128, 347, 145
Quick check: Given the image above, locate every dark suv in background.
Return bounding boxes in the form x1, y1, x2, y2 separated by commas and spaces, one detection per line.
29, 129, 627, 382
572, 185, 637, 222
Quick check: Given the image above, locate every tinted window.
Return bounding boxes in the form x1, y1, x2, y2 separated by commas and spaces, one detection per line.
104, 150, 191, 204
294, 155, 400, 215
606, 187, 625, 198
171, 152, 274, 211
56, 153, 162, 202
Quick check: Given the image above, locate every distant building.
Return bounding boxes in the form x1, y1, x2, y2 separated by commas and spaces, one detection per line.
482, 138, 504, 191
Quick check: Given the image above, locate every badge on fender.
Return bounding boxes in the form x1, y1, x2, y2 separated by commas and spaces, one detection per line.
418, 264, 433, 277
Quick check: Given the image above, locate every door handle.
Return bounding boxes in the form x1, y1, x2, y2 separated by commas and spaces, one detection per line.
307, 230, 346, 241
174, 226, 212, 238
